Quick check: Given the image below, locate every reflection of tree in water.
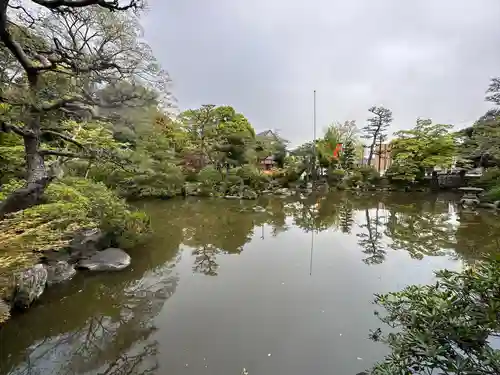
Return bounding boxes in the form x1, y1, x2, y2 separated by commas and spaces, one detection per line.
264, 199, 288, 236
453, 210, 500, 263
167, 198, 292, 276
357, 208, 387, 265
192, 244, 220, 276
383, 198, 456, 260
338, 200, 354, 234
2, 261, 179, 375
286, 195, 342, 233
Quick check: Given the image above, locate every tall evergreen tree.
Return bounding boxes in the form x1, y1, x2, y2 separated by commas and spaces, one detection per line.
362, 106, 393, 166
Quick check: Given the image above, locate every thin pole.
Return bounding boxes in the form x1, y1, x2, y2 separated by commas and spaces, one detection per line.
313, 90, 317, 143
309, 229, 314, 276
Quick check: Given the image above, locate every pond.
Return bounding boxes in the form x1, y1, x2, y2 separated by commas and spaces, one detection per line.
0, 192, 499, 375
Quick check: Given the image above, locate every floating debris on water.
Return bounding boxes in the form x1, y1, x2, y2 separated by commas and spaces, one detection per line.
357, 357, 363, 361
268, 353, 271, 357
242, 368, 249, 375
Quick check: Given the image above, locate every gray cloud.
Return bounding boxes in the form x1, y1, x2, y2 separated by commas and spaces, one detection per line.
143, 0, 500, 146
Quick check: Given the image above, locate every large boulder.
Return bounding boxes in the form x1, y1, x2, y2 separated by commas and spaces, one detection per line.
11, 264, 48, 309
67, 228, 110, 263
46, 261, 77, 286
78, 248, 131, 272
0, 298, 10, 324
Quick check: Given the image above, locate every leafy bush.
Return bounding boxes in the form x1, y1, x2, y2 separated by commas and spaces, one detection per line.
118, 164, 185, 199
475, 167, 500, 189
356, 165, 381, 184
0, 179, 25, 200
344, 171, 363, 188
368, 259, 500, 375
385, 163, 419, 184
327, 168, 345, 184
183, 168, 199, 182
198, 166, 223, 188
0, 178, 150, 252
236, 165, 269, 189
484, 185, 500, 202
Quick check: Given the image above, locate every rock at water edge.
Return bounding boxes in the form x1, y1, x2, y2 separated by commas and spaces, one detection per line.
78, 248, 131, 271
0, 298, 10, 323
46, 261, 77, 286
67, 228, 109, 263
12, 264, 48, 309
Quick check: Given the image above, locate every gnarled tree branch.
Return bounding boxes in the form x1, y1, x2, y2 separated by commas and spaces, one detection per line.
0, 120, 29, 137
40, 149, 87, 158
32, 0, 142, 11
40, 128, 86, 149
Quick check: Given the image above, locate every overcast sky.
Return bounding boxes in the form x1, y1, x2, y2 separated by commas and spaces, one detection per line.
143, 0, 500, 146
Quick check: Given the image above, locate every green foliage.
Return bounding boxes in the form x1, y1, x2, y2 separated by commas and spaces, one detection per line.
0, 178, 150, 252
385, 163, 420, 184
357, 165, 381, 184
327, 168, 345, 184
180, 105, 256, 169
316, 121, 362, 170
198, 166, 223, 188
390, 119, 455, 181
343, 171, 363, 188
459, 112, 500, 168
340, 140, 356, 170
474, 167, 500, 189
119, 165, 185, 199
0, 179, 24, 200
484, 186, 500, 202
237, 165, 270, 190
368, 259, 500, 375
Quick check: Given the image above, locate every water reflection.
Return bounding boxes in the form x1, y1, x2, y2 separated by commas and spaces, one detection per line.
357, 207, 387, 265
1, 193, 500, 375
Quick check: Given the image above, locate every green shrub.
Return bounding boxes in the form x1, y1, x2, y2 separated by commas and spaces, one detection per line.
0, 178, 150, 252
484, 185, 500, 202
357, 165, 381, 184
0, 179, 24, 200
198, 166, 223, 188
236, 165, 269, 189
327, 168, 345, 184
475, 167, 500, 189
368, 259, 500, 374
184, 168, 199, 182
344, 171, 363, 187
117, 164, 185, 199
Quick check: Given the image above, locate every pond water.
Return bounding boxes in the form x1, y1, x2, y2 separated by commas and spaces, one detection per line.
1, 192, 499, 375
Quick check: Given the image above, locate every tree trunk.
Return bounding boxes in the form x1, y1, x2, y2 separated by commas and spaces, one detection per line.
0, 88, 51, 218
367, 136, 377, 166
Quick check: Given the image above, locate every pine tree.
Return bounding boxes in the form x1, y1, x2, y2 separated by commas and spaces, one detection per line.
340, 139, 356, 170
362, 106, 393, 166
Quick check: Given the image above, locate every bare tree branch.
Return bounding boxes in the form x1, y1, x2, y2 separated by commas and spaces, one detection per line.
7, 4, 36, 27
32, 0, 143, 11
